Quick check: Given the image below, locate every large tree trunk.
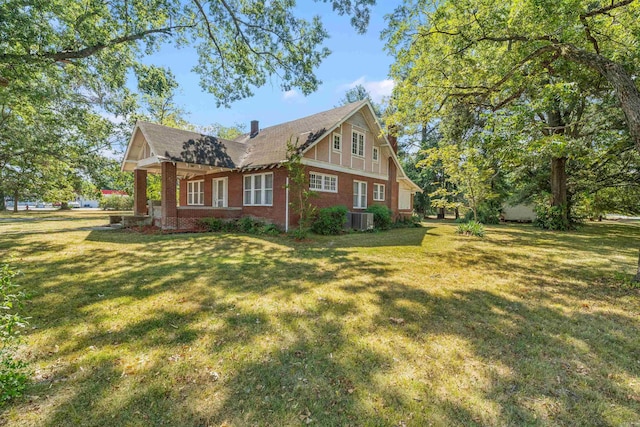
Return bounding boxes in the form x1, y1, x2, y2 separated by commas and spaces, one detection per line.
551, 157, 568, 224
0, 188, 4, 211
437, 207, 445, 219
12, 190, 18, 213
551, 157, 567, 207
559, 44, 640, 154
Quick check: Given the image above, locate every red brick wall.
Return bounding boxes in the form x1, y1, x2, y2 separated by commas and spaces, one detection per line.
178, 168, 288, 228
133, 169, 148, 215
173, 164, 406, 229
161, 162, 177, 228
304, 165, 390, 213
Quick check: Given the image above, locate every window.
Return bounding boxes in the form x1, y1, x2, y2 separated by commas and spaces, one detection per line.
372, 147, 379, 162
333, 133, 341, 151
351, 130, 365, 157
212, 177, 228, 207
243, 172, 273, 206
187, 180, 204, 205
309, 172, 337, 192
353, 180, 367, 209
373, 183, 385, 201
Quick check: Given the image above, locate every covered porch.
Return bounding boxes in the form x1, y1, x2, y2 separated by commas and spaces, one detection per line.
122, 121, 245, 229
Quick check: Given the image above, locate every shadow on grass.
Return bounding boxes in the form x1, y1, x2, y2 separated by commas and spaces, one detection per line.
1, 222, 638, 425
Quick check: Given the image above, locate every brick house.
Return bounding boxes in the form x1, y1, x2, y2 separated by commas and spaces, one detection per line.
121, 100, 421, 230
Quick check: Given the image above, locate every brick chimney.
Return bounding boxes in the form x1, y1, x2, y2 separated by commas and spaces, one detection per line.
387, 125, 398, 153
250, 120, 259, 138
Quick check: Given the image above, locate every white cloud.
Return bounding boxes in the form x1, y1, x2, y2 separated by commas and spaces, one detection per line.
282, 89, 301, 102
341, 76, 395, 103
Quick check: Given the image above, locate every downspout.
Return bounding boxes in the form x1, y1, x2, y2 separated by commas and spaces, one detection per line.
285, 177, 289, 232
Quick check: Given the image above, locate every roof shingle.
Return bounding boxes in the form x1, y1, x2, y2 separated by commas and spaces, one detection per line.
136, 100, 366, 170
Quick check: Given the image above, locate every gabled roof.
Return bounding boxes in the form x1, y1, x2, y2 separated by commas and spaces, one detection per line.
124, 101, 367, 171
234, 101, 366, 168
122, 102, 421, 191
136, 121, 246, 169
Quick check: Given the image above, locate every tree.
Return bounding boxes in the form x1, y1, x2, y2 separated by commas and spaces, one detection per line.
285, 139, 317, 238
1, 1, 376, 209
384, 0, 640, 156
339, 84, 384, 118
385, 0, 640, 227
198, 123, 247, 140
421, 144, 495, 222
1, 0, 375, 107
133, 65, 189, 129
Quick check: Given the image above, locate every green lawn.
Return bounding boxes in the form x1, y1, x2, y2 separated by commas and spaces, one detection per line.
0, 212, 638, 426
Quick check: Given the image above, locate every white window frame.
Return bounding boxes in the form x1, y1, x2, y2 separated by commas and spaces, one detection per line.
187, 180, 204, 206
332, 133, 342, 152
243, 172, 273, 206
309, 172, 338, 193
353, 180, 367, 209
351, 130, 365, 157
372, 146, 379, 162
373, 183, 385, 201
212, 177, 228, 208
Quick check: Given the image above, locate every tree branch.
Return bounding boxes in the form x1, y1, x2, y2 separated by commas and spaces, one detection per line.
581, 0, 635, 18
0, 25, 194, 64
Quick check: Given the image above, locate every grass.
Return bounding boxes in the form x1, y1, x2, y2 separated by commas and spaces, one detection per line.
0, 211, 638, 426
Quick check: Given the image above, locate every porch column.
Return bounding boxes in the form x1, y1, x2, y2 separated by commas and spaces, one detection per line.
161, 162, 178, 229
133, 169, 148, 215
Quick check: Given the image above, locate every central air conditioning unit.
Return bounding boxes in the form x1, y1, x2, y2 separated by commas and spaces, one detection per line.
350, 212, 374, 231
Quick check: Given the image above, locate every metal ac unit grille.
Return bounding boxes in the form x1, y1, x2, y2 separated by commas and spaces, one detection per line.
350, 212, 374, 231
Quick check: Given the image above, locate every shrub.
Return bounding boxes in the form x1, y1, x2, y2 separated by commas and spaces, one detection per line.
198, 217, 224, 232
463, 202, 501, 224
366, 205, 392, 230
393, 214, 423, 228
0, 263, 29, 404
312, 205, 348, 235
238, 216, 257, 233
197, 217, 281, 236
456, 220, 485, 237
100, 195, 133, 211
534, 202, 582, 231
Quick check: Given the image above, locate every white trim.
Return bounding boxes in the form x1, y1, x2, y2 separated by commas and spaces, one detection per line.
285, 177, 289, 232
137, 155, 160, 168
372, 146, 379, 163
177, 206, 241, 211
353, 180, 367, 209
243, 172, 274, 206
212, 177, 228, 208
309, 172, 338, 193
187, 180, 204, 206
121, 125, 141, 171
301, 158, 388, 180
373, 183, 385, 201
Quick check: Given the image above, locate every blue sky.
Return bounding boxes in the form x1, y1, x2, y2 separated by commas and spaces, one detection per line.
142, 1, 398, 131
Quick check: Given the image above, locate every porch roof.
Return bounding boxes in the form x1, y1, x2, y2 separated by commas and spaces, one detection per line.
136, 121, 246, 169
